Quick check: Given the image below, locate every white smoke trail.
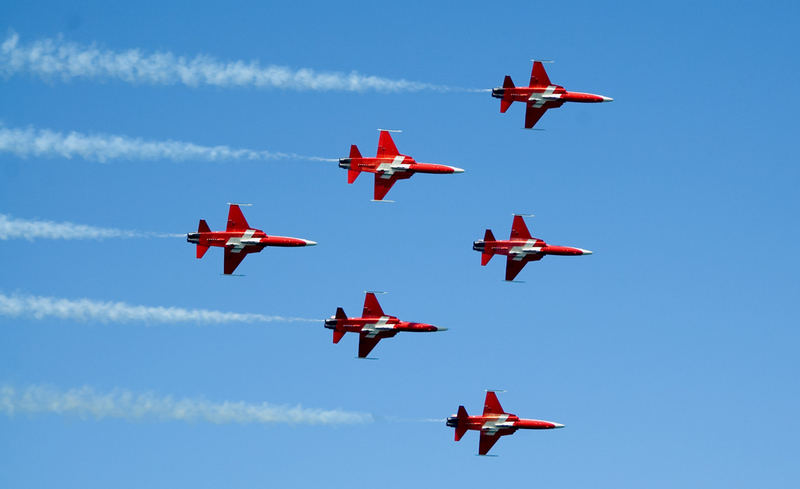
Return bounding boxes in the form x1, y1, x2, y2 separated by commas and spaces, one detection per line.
0, 214, 179, 240
0, 384, 373, 425
0, 124, 336, 163
0, 32, 460, 92
0, 293, 319, 324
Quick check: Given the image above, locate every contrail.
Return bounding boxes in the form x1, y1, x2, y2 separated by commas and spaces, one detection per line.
0, 213, 181, 240
0, 384, 373, 425
0, 124, 337, 163
0, 32, 464, 92
0, 292, 319, 324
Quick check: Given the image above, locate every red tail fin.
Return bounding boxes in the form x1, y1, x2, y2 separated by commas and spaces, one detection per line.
348, 145, 362, 183
335, 307, 347, 320
500, 76, 514, 113
481, 229, 495, 265
454, 405, 469, 441
333, 330, 346, 344
196, 219, 210, 259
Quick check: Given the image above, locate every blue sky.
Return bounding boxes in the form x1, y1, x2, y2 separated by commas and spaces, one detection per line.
1, 1, 799, 488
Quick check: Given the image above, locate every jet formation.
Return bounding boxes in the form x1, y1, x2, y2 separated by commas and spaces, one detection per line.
447, 391, 564, 455
187, 204, 316, 275
474, 215, 592, 281
339, 130, 464, 201
493, 60, 613, 129
179, 60, 610, 455
324, 292, 447, 358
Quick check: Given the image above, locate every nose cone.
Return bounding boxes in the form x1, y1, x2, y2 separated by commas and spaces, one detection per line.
552, 422, 565, 429
303, 239, 317, 246
576, 248, 592, 255
451, 166, 465, 174
435, 326, 448, 332
601, 96, 613, 102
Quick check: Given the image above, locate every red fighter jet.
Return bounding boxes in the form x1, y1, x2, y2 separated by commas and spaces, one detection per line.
492, 60, 613, 129
324, 292, 447, 358
186, 204, 316, 275
338, 130, 464, 201
474, 215, 592, 281
447, 391, 564, 456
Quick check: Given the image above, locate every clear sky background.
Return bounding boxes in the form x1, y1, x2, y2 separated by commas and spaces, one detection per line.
1, 1, 799, 488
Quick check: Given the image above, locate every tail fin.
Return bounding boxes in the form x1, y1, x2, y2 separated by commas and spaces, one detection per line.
333, 329, 346, 344
348, 145, 362, 184
481, 229, 495, 265
332, 307, 347, 343
500, 77, 514, 113
196, 220, 210, 259
454, 405, 469, 441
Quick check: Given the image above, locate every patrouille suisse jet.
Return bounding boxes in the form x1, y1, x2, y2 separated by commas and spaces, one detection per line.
186, 204, 316, 275
492, 60, 613, 129
447, 391, 564, 455
338, 130, 464, 201
324, 292, 447, 358
474, 215, 592, 281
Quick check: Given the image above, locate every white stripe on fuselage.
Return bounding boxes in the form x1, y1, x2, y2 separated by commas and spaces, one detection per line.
362, 316, 394, 338
529, 85, 560, 107
376, 156, 411, 179
226, 229, 256, 252
482, 414, 512, 435
509, 239, 543, 261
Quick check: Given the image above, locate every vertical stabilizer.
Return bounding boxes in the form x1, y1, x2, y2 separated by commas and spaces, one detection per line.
196, 219, 210, 259
455, 405, 469, 441
500, 76, 515, 113
348, 145, 362, 183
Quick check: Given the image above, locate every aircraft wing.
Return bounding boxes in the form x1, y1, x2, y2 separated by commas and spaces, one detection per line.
224, 247, 250, 274
505, 254, 542, 281
483, 391, 506, 416
362, 292, 385, 318
510, 215, 532, 240
227, 204, 251, 232
358, 333, 382, 358
374, 173, 400, 201
479, 431, 502, 455
524, 104, 548, 129
529, 61, 552, 87
376, 130, 400, 157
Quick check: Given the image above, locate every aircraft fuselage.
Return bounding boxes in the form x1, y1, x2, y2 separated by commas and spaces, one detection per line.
187, 230, 315, 250
473, 238, 591, 258
338, 155, 463, 179
492, 85, 611, 106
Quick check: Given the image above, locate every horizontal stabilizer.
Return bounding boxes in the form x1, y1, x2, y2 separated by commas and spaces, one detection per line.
198, 219, 210, 233
455, 405, 469, 441
349, 144, 362, 159
335, 307, 347, 320
348, 169, 360, 184
333, 329, 346, 344
481, 252, 493, 266
196, 244, 210, 259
